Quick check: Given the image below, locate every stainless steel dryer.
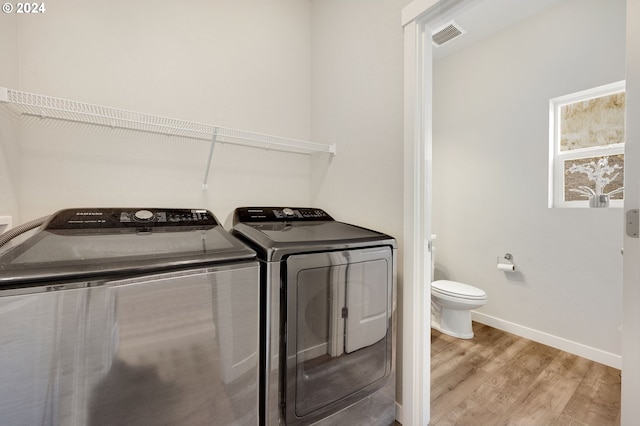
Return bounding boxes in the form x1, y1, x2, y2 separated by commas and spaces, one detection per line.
0, 208, 260, 426
230, 207, 396, 426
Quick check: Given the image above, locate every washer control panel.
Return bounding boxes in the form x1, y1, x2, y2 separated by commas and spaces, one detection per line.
45, 208, 219, 230
234, 207, 333, 223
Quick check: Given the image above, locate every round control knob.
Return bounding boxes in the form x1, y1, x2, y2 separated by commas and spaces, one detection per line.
134, 209, 154, 221
282, 208, 295, 217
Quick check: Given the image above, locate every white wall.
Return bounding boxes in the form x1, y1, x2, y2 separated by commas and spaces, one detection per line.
0, 17, 20, 222
309, 0, 411, 405
2, 0, 314, 224
2, 0, 412, 411
433, 0, 625, 363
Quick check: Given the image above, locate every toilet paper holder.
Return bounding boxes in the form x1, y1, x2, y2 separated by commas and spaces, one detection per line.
497, 253, 516, 272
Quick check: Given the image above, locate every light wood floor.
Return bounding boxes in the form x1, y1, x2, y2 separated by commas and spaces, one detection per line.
430, 322, 621, 425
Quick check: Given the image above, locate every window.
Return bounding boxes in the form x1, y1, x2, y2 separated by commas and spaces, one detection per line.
549, 81, 626, 208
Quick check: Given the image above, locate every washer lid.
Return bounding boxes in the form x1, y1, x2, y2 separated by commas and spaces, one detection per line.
0, 208, 256, 286
432, 280, 486, 299
231, 207, 397, 262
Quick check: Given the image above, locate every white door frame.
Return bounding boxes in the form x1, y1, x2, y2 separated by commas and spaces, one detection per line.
402, 2, 482, 423
402, 10, 432, 425
622, 0, 640, 424
402, 0, 640, 424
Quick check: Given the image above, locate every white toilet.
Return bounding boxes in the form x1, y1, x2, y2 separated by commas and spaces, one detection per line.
431, 280, 487, 339
429, 237, 487, 338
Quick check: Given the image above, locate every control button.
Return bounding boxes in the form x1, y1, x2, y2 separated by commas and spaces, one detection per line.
282, 208, 295, 217
134, 209, 155, 221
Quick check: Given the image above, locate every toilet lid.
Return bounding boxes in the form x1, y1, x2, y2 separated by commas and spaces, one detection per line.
432, 280, 486, 300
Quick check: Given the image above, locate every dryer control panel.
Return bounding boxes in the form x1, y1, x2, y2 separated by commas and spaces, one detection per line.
234, 207, 333, 223
44, 208, 219, 231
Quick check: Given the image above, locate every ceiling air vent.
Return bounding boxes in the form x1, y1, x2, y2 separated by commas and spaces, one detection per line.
432, 21, 465, 47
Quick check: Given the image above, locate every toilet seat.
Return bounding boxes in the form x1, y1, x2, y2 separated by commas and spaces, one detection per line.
432, 280, 486, 300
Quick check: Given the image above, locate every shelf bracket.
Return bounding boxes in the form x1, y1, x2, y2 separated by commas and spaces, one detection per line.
202, 128, 218, 190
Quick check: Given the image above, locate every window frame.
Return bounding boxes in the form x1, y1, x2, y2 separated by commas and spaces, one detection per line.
549, 80, 626, 208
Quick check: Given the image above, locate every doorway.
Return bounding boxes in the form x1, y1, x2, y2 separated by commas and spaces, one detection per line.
402, 0, 640, 424
431, 0, 624, 364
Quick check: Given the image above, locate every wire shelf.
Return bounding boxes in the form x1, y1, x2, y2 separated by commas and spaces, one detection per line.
0, 87, 335, 189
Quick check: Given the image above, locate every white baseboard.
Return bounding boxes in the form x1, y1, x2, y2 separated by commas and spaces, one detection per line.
395, 401, 403, 424
471, 311, 622, 370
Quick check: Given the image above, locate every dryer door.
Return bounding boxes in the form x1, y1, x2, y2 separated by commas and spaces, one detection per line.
284, 246, 393, 425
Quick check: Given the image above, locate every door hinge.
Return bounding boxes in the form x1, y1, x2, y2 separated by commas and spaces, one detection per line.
341, 307, 348, 318
626, 209, 639, 238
